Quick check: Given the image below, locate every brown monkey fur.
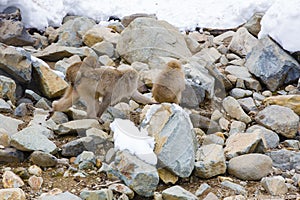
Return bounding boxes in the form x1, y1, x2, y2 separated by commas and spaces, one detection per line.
152, 60, 185, 104
51, 56, 155, 119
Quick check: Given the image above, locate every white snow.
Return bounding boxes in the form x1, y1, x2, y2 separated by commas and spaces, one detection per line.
110, 118, 157, 165
0, 0, 299, 51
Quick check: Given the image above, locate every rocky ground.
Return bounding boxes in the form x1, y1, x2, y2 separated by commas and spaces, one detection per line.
1, 7, 300, 200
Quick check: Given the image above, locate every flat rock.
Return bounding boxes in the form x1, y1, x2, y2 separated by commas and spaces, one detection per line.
162, 185, 198, 200
0, 188, 26, 200
195, 144, 226, 178
91, 41, 115, 58
229, 27, 258, 57
224, 132, 266, 159
38, 191, 82, 200
0, 98, 12, 112
246, 125, 279, 149
2, 170, 24, 188
117, 18, 191, 65
229, 88, 253, 99
141, 103, 196, 178
221, 181, 247, 195
83, 26, 120, 47
228, 153, 272, 180
33, 44, 97, 62
261, 176, 288, 196
113, 150, 159, 197
255, 105, 299, 138
61, 137, 92, 157
108, 183, 134, 199
246, 37, 300, 91
229, 120, 246, 135
10, 128, 57, 153
30, 151, 58, 167
0, 75, 16, 103
0, 44, 32, 83
194, 47, 221, 64
0, 114, 23, 135
237, 97, 258, 112
222, 96, 251, 124
56, 119, 101, 136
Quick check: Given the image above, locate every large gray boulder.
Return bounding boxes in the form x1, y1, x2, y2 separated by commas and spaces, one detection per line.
116, 18, 191, 66
246, 37, 300, 91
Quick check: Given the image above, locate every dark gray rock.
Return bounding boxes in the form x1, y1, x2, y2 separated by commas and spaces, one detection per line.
246, 37, 300, 91
266, 149, 300, 171
61, 137, 92, 157
180, 80, 205, 109
0, 148, 24, 163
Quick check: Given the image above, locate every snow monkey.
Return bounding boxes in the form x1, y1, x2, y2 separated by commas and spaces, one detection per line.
50, 56, 155, 119
152, 60, 186, 104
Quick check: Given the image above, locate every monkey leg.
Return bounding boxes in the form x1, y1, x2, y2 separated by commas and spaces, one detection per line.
131, 90, 157, 105
81, 95, 100, 119
97, 93, 112, 119
52, 86, 79, 112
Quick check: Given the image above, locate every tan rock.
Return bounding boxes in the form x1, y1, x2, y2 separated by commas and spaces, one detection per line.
28, 175, 43, 190
2, 171, 24, 188
158, 168, 178, 184
28, 165, 42, 176
0, 188, 26, 200
83, 26, 120, 47
0, 75, 16, 104
263, 95, 300, 115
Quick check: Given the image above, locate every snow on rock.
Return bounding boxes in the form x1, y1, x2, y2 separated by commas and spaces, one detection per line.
110, 118, 157, 165
258, 0, 300, 52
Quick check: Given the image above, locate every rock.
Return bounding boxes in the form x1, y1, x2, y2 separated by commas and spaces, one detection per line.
113, 150, 159, 197
229, 120, 246, 135
0, 114, 23, 135
266, 149, 300, 171
61, 137, 93, 157
117, 18, 191, 65
213, 31, 235, 45
83, 26, 120, 47
31, 57, 68, 99
201, 134, 225, 146
194, 47, 221, 64
19, 124, 54, 139
50, 111, 69, 124
0, 19, 34, 46
223, 195, 246, 200
91, 41, 115, 58
28, 165, 42, 176
261, 176, 288, 196
246, 125, 279, 149
281, 140, 300, 150
0, 98, 12, 112
237, 97, 258, 112
228, 153, 272, 180
195, 144, 226, 178
99, 55, 115, 66
29, 108, 57, 131
224, 132, 266, 159
2, 170, 24, 188
0, 148, 24, 163
253, 92, 265, 101
24, 89, 42, 103
38, 191, 82, 200
195, 183, 211, 197
0, 188, 26, 200
203, 192, 219, 200
190, 114, 221, 134
0, 44, 31, 83
141, 103, 196, 177
121, 13, 157, 27
255, 105, 299, 138
221, 181, 247, 195
56, 119, 101, 136
0, 129, 10, 147
28, 175, 43, 190
80, 189, 113, 200
246, 37, 300, 91
229, 88, 252, 99
184, 35, 202, 54
108, 184, 134, 199
0, 75, 16, 104
222, 96, 251, 124
30, 151, 58, 167
33, 44, 97, 62
180, 80, 205, 109
229, 27, 258, 57
14, 103, 33, 117
157, 168, 178, 184
54, 55, 82, 75
219, 117, 230, 131
74, 151, 96, 170
10, 127, 57, 153
57, 16, 96, 47
263, 95, 300, 115
243, 12, 263, 37
162, 185, 198, 200
35, 98, 51, 110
